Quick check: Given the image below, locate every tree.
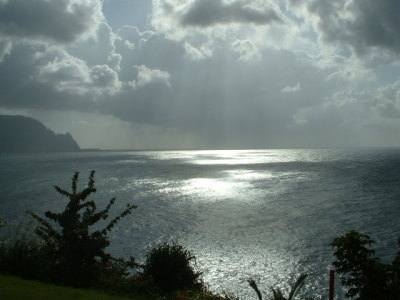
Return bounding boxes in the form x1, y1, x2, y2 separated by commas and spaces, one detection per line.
28, 171, 136, 287
331, 230, 400, 300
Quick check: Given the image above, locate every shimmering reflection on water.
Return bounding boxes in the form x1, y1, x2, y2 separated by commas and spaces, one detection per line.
1, 149, 400, 299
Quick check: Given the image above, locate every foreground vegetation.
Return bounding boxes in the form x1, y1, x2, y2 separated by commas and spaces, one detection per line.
0, 273, 138, 300
1, 171, 400, 299
331, 231, 400, 300
0, 171, 237, 300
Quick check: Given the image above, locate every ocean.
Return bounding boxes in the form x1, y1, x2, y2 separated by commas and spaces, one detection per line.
1, 148, 400, 299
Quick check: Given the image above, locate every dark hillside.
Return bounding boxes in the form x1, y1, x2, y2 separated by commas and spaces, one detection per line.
0, 115, 80, 152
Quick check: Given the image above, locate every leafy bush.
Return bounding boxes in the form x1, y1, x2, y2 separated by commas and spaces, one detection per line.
331, 230, 400, 300
1, 172, 240, 299
142, 241, 202, 292
248, 274, 309, 300
0, 219, 49, 280
172, 289, 240, 300
27, 171, 137, 287
93, 256, 142, 293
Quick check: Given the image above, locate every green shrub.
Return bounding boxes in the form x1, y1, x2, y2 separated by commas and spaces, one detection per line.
248, 274, 309, 300
142, 241, 202, 292
172, 289, 240, 300
27, 171, 137, 288
331, 230, 400, 300
94, 256, 142, 292
0, 219, 49, 280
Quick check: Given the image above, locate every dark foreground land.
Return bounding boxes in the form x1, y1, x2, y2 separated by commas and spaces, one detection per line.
0, 274, 144, 300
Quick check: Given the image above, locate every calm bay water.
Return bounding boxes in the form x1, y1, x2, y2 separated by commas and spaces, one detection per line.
1, 148, 400, 299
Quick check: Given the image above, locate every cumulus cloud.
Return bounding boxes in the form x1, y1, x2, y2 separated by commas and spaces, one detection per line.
116, 25, 153, 46
36, 49, 121, 95
0, 38, 11, 62
0, 23, 348, 148
68, 23, 120, 70
133, 65, 171, 88
0, 0, 103, 43
36, 51, 91, 93
373, 79, 400, 119
90, 64, 121, 91
113, 27, 184, 82
232, 39, 260, 61
184, 42, 213, 60
281, 82, 302, 93
1, 0, 400, 149
180, 0, 283, 27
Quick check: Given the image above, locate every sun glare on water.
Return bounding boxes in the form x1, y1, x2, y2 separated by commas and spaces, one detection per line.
182, 177, 244, 199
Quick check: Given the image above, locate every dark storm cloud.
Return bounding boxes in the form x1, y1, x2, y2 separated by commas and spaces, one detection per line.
100, 36, 335, 148
2, 14, 374, 149
0, 44, 94, 111
308, 0, 400, 56
180, 0, 282, 27
0, 22, 333, 148
1, 0, 400, 148
0, 0, 102, 43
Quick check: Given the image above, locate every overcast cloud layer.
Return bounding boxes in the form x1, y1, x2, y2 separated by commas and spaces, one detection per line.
1, 0, 400, 149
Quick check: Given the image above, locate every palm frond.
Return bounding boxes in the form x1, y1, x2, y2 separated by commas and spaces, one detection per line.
288, 273, 308, 300
249, 279, 263, 300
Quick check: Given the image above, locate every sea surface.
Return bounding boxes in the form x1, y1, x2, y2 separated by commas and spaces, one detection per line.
1, 148, 400, 299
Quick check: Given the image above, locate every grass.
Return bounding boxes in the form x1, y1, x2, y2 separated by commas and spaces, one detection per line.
0, 273, 150, 300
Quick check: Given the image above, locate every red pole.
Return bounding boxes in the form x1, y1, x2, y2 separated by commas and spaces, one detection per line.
329, 269, 335, 300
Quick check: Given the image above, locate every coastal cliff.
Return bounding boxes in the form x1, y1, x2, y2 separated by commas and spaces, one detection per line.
0, 115, 80, 152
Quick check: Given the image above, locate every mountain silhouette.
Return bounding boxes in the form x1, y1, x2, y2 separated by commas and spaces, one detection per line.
0, 115, 80, 152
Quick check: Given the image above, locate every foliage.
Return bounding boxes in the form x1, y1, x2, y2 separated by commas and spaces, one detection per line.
142, 241, 203, 293
248, 274, 308, 300
0, 172, 241, 299
249, 279, 263, 300
172, 289, 240, 300
93, 256, 141, 292
0, 219, 49, 280
27, 171, 137, 287
1, 272, 238, 300
331, 230, 400, 300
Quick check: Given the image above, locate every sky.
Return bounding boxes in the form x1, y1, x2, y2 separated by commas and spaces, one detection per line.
1, 0, 400, 150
